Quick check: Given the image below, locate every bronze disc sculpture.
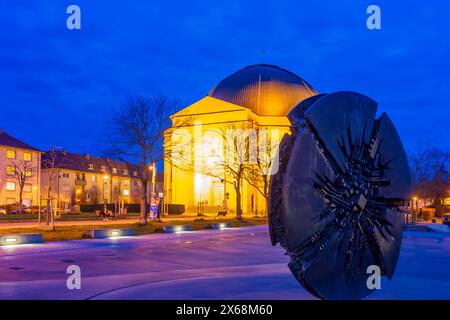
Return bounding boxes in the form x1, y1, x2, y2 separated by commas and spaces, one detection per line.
269, 91, 411, 300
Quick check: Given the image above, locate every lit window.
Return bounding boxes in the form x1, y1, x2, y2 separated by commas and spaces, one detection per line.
6, 150, 15, 159
6, 182, 16, 191
25, 170, 32, 177
6, 198, 15, 205
123, 169, 128, 175
91, 175, 97, 182
101, 166, 106, 172
123, 189, 130, 196
23, 184, 32, 192
6, 166, 14, 175
112, 168, 117, 174
133, 171, 137, 177
124, 179, 130, 186
23, 152, 32, 161
88, 164, 94, 170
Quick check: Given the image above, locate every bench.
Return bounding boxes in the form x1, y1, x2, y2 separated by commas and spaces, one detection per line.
95, 210, 115, 220
216, 211, 228, 219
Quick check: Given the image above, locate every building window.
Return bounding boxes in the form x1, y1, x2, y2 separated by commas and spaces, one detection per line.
76, 172, 86, 181
133, 171, 137, 177
6, 182, 16, 191
6, 166, 14, 175
124, 179, 130, 186
133, 180, 138, 187
6, 150, 15, 159
25, 170, 32, 177
101, 166, 106, 172
23, 152, 32, 161
6, 198, 15, 205
112, 168, 117, 174
23, 184, 32, 192
88, 164, 94, 170
62, 173, 69, 178
91, 175, 97, 182
123, 189, 130, 196
123, 169, 128, 175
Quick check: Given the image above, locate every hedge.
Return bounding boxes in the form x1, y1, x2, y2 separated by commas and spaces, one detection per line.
79, 203, 185, 215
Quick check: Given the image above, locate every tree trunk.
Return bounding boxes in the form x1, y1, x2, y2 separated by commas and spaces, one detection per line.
18, 189, 23, 214
140, 180, 148, 224
46, 186, 52, 225
236, 181, 242, 220
264, 176, 269, 216
46, 197, 51, 225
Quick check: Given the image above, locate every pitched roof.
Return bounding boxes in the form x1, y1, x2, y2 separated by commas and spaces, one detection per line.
41, 150, 141, 178
0, 130, 40, 152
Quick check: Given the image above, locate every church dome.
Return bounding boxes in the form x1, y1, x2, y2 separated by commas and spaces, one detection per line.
208, 64, 317, 116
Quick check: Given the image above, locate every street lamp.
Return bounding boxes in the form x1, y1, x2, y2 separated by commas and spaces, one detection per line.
412, 196, 418, 224
148, 163, 156, 193
103, 175, 109, 203
76, 189, 81, 204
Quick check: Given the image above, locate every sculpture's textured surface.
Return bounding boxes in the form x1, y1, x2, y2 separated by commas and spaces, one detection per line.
269, 91, 411, 300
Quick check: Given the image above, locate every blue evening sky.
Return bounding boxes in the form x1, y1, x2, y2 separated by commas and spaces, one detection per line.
0, 0, 449, 158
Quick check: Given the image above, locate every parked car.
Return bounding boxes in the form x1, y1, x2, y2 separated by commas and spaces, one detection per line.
6, 204, 32, 214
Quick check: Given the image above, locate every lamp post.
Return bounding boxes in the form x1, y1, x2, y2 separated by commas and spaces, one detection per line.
412, 196, 418, 224
103, 175, 109, 204
148, 163, 156, 193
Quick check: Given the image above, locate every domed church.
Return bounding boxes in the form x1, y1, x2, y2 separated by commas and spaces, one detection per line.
164, 64, 317, 215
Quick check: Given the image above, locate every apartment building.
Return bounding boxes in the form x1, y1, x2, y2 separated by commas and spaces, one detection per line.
0, 130, 41, 207
40, 150, 141, 208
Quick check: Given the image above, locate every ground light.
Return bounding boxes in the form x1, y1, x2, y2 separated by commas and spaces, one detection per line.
86, 228, 136, 239
210, 222, 232, 229
0, 234, 44, 246
164, 225, 193, 233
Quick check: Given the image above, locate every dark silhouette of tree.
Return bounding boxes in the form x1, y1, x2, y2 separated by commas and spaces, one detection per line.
409, 147, 449, 216
9, 160, 34, 214
106, 95, 185, 224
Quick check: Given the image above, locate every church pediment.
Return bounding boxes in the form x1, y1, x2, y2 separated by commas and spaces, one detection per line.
171, 96, 248, 119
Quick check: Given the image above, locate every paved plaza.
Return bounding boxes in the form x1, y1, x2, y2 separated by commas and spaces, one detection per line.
0, 225, 449, 300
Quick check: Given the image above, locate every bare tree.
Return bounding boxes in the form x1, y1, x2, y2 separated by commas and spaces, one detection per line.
167, 120, 280, 219
41, 149, 70, 224
10, 160, 34, 214
217, 127, 249, 220
409, 147, 449, 216
243, 126, 279, 216
112, 177, 124, 216
87, 185, 100, 204
106, 95, 185, 224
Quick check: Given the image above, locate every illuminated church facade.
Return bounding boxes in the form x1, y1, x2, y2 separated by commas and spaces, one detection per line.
164, 64, 317, 214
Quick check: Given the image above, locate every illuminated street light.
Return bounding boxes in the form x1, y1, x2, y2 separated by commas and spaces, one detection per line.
1, 234, 44, 246
103, 175, 110, 203
163, 225, 193, 233
211, 222, 232, 229
86, 228, 135, 239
